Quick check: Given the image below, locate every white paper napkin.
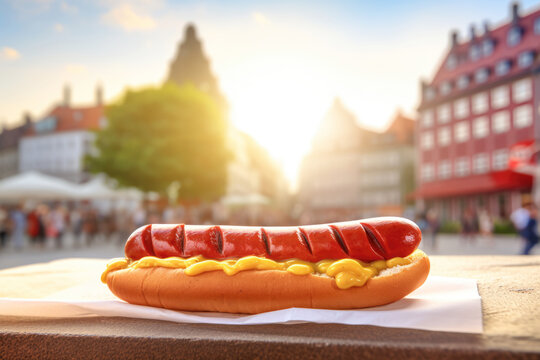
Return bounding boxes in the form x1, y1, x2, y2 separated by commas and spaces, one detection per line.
0, 275, 482, 333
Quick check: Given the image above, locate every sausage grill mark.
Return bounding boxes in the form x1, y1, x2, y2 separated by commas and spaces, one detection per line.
362, 224, 387, 259
176, 224, 185, 256
143, 224, 156, 257
260, 228, 271, 256
213, 226, 224, 255
298, 228, 312, 255
329, 225, 349, 256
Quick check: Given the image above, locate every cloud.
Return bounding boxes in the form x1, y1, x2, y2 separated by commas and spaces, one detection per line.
1, 47, 21, 61
101, 4, 156, 31
252, 12, 270, 25
60, 1, 78, 14
54, 23, 64, 32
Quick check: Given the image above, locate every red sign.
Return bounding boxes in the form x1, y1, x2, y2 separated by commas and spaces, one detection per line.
509, 140, 537, 170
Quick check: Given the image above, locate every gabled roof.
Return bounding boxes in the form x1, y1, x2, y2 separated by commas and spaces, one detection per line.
426, 5, 540, 99
383, 112, 415, 145
25, 105, 104, 137
0, 122, 30, 150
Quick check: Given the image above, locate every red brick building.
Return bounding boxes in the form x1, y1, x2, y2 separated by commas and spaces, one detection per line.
415, 3, 540, 221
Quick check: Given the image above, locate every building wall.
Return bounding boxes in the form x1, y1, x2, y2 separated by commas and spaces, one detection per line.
298, 142, 414, 223
415, 5, 540, 220
0, 149, 19, 179
418, 75, 536, 186
19, 130, 95, 182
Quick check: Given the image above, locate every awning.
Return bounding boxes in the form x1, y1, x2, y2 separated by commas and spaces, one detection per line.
412, 170, 533, 199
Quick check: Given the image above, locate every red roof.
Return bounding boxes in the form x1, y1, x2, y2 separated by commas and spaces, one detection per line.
429, 6, 540, 89
385, 112, 415, 145
26, 105, 104, 136
413, 170, 532, 199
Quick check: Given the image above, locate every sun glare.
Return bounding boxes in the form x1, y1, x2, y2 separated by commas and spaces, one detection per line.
226, 56, 332, 188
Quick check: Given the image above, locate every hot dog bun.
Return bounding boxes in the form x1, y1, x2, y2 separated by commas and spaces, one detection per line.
105, 250, 429, 314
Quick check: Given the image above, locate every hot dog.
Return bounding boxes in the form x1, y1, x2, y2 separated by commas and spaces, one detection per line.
102, 216, 430, 314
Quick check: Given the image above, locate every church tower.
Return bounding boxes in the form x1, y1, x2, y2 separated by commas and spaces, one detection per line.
166, 24, 227, 109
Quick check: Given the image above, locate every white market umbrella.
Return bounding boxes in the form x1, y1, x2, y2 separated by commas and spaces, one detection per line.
0, 171, 80, 201
77, 176, 143, 200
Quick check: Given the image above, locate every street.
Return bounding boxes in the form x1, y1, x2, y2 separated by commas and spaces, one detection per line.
0, 232, 538, 271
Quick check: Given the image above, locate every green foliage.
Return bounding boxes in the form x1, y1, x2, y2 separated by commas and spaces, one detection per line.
86, 82, 230, 202
493, 219, 517, 234
439, 221, 461, 234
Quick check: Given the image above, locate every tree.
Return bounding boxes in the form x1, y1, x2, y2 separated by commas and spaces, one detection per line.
87, 82, 230, 202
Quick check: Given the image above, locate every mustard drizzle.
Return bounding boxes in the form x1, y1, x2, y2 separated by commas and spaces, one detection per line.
101, 250, 422, 289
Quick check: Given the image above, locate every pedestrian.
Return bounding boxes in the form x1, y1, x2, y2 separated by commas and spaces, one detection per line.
426, 209, 440, 251
10, 205, 26, 250
511, 198, 532, 245
478, 208, 494, 244
460, 207, 478, 245
0, 206, 9, 248
520, 204, 539, 255
48, 205, 66, 248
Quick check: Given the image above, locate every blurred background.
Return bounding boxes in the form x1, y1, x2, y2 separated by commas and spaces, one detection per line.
1, 0, 540, 268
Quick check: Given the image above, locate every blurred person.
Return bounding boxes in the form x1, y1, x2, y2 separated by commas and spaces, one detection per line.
477, 208, 494, 244
70, 205, 84, 247
133, 205, 147, 228
426, 209, 440, 251
10, 205, 26, 250
460, 208, 478, 245
82, 207, 98, 246
520, 204, 539, 255
116, 209, 134, 246
48, 205, 67, 249
0, 206, 8, 248
511, 199, 531, 238
416, 212, 429, 234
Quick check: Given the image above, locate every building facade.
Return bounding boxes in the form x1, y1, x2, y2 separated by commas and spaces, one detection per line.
0, 115, 31, 179
415, 3, 540, 221
19, 86, 105, 183
298, 99, 415, 224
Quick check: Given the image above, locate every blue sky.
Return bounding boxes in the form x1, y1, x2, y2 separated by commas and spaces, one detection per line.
1, 0, 539, 182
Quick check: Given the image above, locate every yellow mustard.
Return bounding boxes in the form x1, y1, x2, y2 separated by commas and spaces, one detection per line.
102, 250, 420, 290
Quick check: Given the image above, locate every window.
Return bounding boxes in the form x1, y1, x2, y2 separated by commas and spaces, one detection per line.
514, 105, 533, 128
438, 127, 451, 146
535, 17, 540, 34
493, 111, 510, 133
438, 160, 452, 179
473, 153, 489, 174
518, 51, 534, 68
437, 104, 451, 123
440, 81, 452, 95
507, 27, 522, 46
473, 116, 489, 138
454, 98, 469, 119
475, 68, 489, 83
446, 54, 458, 69
457, 75, 469, 89
421, 164, 434, 182
454, 121, 469, 142
493, 149, 509, 170
472, 92, 488, 114
455, 157, 470, 177
482, 39, 494, 56
469, 44, 481, 61
495, 60, 511, 76
513, 78, 532, 103
421, 110, 434, 128
491, 86, 509, 109
424, 87, 435, 101
421, 131, 434, 149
